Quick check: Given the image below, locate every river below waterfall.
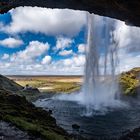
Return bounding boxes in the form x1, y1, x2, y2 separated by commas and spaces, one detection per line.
34, 93, 140, 140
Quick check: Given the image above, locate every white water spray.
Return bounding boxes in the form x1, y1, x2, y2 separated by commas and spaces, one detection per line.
82, 13, 121, 113
51, 13, 126, 115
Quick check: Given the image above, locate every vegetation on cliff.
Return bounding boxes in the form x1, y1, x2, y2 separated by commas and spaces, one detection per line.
0, 88, 70, 140
119, 68, 140, 95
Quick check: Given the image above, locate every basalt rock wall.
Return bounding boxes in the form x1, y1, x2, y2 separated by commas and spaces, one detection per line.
0, 0, 140, 26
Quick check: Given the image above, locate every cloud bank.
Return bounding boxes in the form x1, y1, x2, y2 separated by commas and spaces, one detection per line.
2, 7, 86, 37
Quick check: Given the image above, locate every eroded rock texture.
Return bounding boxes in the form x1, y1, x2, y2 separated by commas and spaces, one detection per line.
0, 0, 140, 26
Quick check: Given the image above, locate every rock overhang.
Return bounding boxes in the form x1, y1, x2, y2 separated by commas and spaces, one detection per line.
0, 0, 140, 27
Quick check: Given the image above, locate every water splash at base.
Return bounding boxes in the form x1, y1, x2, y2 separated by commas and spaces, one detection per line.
52, 13, 127, 115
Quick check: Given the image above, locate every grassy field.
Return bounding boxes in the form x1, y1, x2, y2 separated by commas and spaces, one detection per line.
8, 76, 83, 93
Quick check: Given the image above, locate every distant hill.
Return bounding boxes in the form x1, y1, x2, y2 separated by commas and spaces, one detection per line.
0, 75, 23, 92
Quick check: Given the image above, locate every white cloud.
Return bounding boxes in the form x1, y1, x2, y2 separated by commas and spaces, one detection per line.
2, 7, 86, 36
0, 37, 23, 48
42, 55, 52, 64
0, 38, 85, 75
73, 55, 85, 67
1, 54, 9, 60
10, 41, 50, 64
114, 20, 140, 52
0, 41, 51, 75
59, 50, 73, 56
56, 37, 74, 50
0, 53, 86, 75
63, 55, 85, 67
63, 59, 73, 66
118, 53, 140, 73
78, 44, 86, 53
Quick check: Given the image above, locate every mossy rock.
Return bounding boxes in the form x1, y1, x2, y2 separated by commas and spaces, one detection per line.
0, 89, 71, 140
119, 67, 140, 96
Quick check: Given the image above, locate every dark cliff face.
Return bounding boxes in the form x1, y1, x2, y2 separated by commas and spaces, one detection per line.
0, 0, 140, 27
0, 75, 22, 92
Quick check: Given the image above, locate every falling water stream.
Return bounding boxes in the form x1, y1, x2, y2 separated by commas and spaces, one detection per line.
82, 13, 121, 113
51, 13, 123, 111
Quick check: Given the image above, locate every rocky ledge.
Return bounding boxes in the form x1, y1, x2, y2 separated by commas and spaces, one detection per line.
0, 0, 140, 27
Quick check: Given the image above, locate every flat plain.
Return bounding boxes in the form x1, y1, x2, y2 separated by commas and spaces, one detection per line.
8, 75, 83, 93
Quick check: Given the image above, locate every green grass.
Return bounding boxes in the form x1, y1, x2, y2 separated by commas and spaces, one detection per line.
47, 82, 81, 93
119, 68, 140, 95
16, 79, 81, 93
16, 80, 51, 88
3, 115, 66, 140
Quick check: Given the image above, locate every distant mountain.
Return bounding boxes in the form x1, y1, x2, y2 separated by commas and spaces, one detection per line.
0, 74, 23, 92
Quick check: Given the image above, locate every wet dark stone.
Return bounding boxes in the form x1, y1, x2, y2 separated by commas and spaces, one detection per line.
0, 121, 42, 140
72, 124, 80, 130
80, 130, 84, 133
0, 0, 140, 27
49, 109, 52, 114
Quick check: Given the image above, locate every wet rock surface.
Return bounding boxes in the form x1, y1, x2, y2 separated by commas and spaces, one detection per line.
0, 0, 140, 27
0, 121, 41, 140
119, 127, 140, 140
72, 124, 80, 130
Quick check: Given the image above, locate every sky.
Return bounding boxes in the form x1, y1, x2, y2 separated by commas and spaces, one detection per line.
0, 6, 140, 75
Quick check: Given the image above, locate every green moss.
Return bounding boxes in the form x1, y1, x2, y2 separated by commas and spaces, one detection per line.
3, 115, 66, 140
119, 68, 140, 95
41, 130, 67, 140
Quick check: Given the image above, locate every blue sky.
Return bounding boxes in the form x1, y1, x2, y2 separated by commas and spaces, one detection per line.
0, 7, 87, 75
0, 7, 140, 75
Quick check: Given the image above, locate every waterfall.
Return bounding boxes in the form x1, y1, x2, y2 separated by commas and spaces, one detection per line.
53, 13, 125, 115
82, 13, 120, 112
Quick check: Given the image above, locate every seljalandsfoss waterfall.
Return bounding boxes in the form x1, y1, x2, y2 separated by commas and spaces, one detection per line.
50, 13, 124, 114
82, 13, 121, 113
